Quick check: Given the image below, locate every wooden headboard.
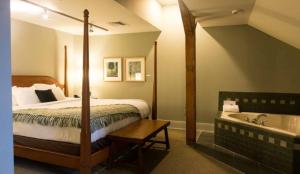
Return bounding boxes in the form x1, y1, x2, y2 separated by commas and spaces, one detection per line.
12, 75, 64, 89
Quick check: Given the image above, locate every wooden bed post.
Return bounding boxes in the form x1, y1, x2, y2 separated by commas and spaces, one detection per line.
178, 0, 197, 145
152, 41, 158, 120
64, 45, 69, 97
80, 9, 91, 174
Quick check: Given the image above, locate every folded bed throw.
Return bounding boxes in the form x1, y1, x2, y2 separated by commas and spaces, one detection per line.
13, 104, 140, 133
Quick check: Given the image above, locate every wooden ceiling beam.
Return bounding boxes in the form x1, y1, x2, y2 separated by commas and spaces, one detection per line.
178, 0, 196, 35
178, 0, 197, 145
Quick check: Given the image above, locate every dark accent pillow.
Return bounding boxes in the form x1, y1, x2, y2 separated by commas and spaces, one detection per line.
35, 89, 57, 103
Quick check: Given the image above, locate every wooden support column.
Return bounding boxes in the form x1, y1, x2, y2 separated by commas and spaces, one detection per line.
80, 9, 91, 174
152, 41, 158, 120
178, 0, 197, 145
64, 45, 69, 97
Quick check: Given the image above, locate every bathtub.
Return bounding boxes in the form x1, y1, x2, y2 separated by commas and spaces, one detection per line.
222, 112, 300, 136
215, 112, 300, 174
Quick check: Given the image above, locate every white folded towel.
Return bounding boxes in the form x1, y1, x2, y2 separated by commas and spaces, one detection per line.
223, 104, 239, 112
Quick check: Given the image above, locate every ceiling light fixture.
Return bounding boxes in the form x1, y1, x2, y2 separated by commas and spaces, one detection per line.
42, 8, 48, 20
89, 24, 94, 32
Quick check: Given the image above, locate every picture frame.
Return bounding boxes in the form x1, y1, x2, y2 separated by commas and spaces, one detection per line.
103, 57, 122, 82
125, 57, 146, 82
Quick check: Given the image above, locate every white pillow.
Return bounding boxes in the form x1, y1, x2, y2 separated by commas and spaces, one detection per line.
52, 87, 66, 101
12, 86, 18, 106
33, 83, 56, 90
12, 96, 17, 106
13, 87, 40, 106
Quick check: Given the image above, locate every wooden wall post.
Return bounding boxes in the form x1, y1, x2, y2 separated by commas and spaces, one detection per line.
64, 45, 69, 97
178, 0, 197, 145
152, 41, 158, 120
80, 9, 91, 174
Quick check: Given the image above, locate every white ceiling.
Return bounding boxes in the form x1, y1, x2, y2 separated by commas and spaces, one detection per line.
248, 0, 300, 49
11, 0, 300, 48
156, 0, 256, 26
10, 0, 159, 35
183, 0, 256, 27
157, 0, 178, 6
181, 0, 300, 48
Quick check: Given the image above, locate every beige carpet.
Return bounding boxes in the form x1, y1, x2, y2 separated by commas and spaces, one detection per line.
15, 130, 242, 174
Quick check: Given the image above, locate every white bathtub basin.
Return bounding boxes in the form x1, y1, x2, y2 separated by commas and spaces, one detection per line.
221, 112, 300, 136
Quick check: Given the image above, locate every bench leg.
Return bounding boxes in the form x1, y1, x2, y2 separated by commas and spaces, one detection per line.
138, 146, 144, 174
108, 142, 115, 170
80, 166, 91, 174
164, 127, 170, 150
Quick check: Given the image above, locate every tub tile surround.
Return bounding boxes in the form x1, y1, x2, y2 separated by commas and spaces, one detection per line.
196, 131, 282, 174
215, 118, 299, 174
214, 91, 300, 174
219, 91, 300, 115
258, 134, 264, 141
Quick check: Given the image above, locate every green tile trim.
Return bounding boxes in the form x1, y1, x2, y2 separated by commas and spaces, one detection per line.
215, 118, 298, 174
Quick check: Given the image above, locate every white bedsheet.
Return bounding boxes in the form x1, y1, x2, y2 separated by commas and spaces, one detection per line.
13, 98, 150, 144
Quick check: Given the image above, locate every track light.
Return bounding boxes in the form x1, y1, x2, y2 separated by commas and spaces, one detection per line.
18, 0, 108, 31
42, 8, 48, 20
89, 24, 94, 32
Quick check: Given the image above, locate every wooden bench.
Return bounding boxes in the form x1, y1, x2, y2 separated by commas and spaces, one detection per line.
107, 119, 170, 173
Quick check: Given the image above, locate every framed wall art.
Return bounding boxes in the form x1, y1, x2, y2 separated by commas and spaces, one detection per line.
103, 57, 122, 81
125, 57, 146, 82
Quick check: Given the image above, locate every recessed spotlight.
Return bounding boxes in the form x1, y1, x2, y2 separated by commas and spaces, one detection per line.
231, 9, 243, 15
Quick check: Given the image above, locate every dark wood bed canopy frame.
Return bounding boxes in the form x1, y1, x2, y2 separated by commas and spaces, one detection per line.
12, 9, 158, 174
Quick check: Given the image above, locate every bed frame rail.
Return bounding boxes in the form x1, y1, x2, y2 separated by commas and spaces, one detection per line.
14, 144, 109, 170
14, 144, 80, 169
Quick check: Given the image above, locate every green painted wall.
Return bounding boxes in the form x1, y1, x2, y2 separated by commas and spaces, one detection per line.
11, 19, 57, 77
197, 25, 300, 123
71, 32, 160, 106
11, 19, 75, 84
156, 6, 300, 123
11, 9, 300, 125
11, 19, 160, 107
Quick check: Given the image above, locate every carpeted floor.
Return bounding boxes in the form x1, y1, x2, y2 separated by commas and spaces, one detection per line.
15, 130, 242, 174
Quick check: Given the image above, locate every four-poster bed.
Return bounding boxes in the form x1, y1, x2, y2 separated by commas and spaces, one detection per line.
13, 10, 107, 174
64, 45, 69, 97
12, 9, 159, 174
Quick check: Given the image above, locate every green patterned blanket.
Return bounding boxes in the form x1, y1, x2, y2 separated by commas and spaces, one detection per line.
13, 104, 140, 133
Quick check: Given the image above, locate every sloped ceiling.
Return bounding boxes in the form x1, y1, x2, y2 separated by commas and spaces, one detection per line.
181, 0, 300, 49
115, 0, 163, 29
156, 0, 300, 49
183, 0, 256, 27
248, 0, 300, 49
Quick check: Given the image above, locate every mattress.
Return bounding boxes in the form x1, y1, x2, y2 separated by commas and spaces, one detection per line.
13, 98, 150, 144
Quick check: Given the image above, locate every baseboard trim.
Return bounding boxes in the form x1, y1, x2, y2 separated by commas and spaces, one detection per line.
165, 120, 214, 132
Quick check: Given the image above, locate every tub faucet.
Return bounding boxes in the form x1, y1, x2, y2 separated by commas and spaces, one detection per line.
257, 113, 267, 119
252, 114, 267, 125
